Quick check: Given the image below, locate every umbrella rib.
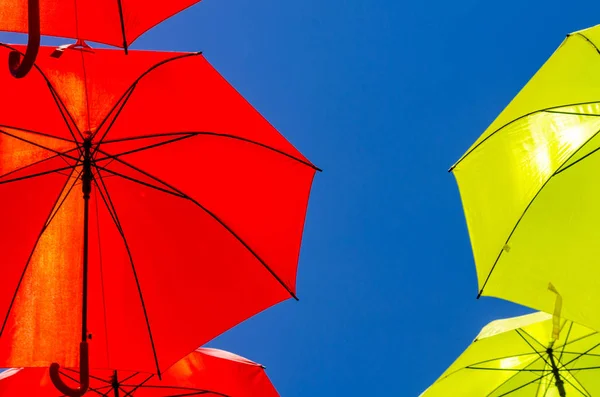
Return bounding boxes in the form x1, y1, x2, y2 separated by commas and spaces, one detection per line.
0, 128, 81, 163
125, 384, 229, 397
62, 367, 112, 384
47, 82, 85, 144
93, 169, 163, 378
100, 131, 322, 171
0, 42, 84, 141
0, 124, 76, 143
561, 341, 600, 367
515, 329, 552, 367
574, 32, 600, 55
91, 85, 137, 152
460, 355, 546, 396
94, 163, 186, 199
95, 133, 197, 163
556, 332, 599, 352
0, 166, 78, 337
477, 125, 600, 296
561, 373, 591, 396
449, 99, 600, 172
120, 374, 154, 397
58, 370, 109, 396
559, 321, 575, 361
464, 352, 540, 368
0, 146, 79, 181
494, 373, 553, 397
95, 148, 300, 300
116, 0, 128, 52
92, 52, 202, 145
0, 164, 77, 186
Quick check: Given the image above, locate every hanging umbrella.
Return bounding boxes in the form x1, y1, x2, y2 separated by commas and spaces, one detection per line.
0, 0, 203, 77
0, 42, 319, 396
0, 347, 280, 396
421, 311, 600, 397
450, 23, 600, 331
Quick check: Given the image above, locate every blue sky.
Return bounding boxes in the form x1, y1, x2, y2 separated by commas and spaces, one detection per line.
4, 0, 600, 396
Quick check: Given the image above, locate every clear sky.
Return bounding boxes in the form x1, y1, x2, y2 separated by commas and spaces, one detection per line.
3, 0, 600, 396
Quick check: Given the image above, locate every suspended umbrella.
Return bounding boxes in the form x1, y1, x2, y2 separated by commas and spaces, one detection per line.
0, 347, 280, 396
421, 312, 600, 397
0, 42, 319, 396
0, 0, 203, 77
450, 23, 600, 331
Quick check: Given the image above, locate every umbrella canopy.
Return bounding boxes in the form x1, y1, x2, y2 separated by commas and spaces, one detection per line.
421, 312, 600, 396
0, 347, 280, 396
451, 23, 600, 331
0, 41, 318, 390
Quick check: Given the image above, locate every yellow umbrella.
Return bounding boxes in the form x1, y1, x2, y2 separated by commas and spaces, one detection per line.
452, 23, 600, 331
421, 312, 600, 397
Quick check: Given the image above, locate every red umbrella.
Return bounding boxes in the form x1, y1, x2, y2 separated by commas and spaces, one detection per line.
1, 0, 202, 77
0, 42, 318, 395
0, 347, 280, 396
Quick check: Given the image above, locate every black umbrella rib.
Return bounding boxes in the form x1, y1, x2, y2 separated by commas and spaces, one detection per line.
561, 341, 600, 368
515, 329, 552, 367
0, 166, 78, 337
95, 133, 197, 162
94, 169, 163, 379
116, 0, 128, 53
0, 147, 79, 181
0, 128, 80, 162
57, 370, 108, 397
61, 367, 112, 384
93, 52, 201, 145
126, 384, 229, 397
494, 373, 552, 397
561, 373, 591, 396
574, 33, 600, 55
449, 99, 600, 172
93, 163, 186, 199
47, 83, 84, 144
95, 148, 299, 300
91, 84, 137, 154
559, 322, 575, 361
478, 125, 600, 296
0, 124, 76, 143
0, 42, 84, 141
101, 131, 322, 171
464, 352, 540, 368
121, 374, 154, 397
0, 164, 77, 186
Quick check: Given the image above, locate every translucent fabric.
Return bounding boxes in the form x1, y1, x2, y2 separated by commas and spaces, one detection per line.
0, 347, 280, 397
0, 44, 318, 373
452, 23, 600, 331
421, 312, 600, 396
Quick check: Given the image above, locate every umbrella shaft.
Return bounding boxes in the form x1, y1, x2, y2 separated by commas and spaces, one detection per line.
548, 350, 566, 397
81, 140, 92, 343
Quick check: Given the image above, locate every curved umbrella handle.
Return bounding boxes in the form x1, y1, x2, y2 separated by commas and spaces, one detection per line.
49, 341, 90, 396
8, 0, 40, 78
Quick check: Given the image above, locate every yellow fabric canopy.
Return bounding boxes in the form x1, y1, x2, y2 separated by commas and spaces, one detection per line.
452, 23, 600, 331
421, 312, 600, 396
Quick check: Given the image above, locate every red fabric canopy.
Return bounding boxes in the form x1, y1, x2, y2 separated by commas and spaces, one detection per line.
0, 43, 318, 374
0, 347, 280, 396
0, 0, 201, 48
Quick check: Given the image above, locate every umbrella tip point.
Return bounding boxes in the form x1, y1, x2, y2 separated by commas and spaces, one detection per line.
476, 291, 482, 299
